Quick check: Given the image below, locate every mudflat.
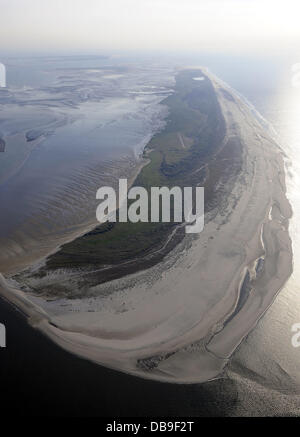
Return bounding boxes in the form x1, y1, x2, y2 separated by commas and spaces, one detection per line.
0, 69, 293, 383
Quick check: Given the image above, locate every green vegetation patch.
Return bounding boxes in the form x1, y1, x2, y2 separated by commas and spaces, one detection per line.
44, 70, 226, 274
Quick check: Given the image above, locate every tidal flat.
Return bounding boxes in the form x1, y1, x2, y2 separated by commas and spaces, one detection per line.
0, 67, 293, 384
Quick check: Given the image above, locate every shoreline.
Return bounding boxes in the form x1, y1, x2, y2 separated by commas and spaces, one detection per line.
16, 68, 228, 296
0, 148, 151, 277
0, 70, 293, 384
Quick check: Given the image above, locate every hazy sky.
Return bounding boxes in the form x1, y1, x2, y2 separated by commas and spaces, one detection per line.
0, 0, 300, 55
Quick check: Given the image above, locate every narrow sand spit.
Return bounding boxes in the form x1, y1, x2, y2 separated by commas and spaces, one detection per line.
0, 71, 293, 383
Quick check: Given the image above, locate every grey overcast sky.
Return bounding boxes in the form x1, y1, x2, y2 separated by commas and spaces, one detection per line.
0, 0, 299, 55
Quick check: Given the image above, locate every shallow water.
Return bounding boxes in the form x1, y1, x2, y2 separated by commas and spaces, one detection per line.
0, 59, 173, 272
213, 60, 300, 412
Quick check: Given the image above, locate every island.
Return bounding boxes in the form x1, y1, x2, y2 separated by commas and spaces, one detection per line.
0, 68, 292, 383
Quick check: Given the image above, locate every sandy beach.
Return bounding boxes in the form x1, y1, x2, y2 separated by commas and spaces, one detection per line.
0, 71, 293, 383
